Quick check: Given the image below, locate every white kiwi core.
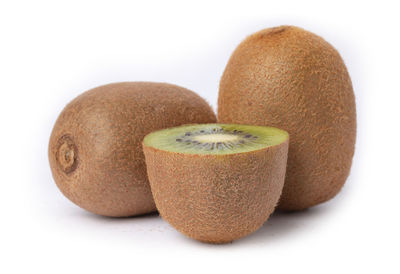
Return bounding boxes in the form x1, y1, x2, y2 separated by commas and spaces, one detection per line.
193, 134, 239, 143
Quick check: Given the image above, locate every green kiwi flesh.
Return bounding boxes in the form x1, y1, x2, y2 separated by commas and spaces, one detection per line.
144, 123, 288, 155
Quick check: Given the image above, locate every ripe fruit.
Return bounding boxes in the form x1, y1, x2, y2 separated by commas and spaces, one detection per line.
143, 124, 289, 243
49, 82, 216, 217
218, 26, 356, 211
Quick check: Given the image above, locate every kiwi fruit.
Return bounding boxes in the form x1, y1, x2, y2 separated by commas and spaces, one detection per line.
143, 123, 289, 243
218, 26, 356, 211
49, 82, 216, 217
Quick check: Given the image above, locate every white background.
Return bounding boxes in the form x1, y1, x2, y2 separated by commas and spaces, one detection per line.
1, 0, 399, 273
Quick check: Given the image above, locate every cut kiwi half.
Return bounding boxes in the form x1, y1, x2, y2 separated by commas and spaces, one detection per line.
143, 123, 289, 243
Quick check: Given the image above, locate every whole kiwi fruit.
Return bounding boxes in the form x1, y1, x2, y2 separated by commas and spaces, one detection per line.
49, 82, 216, 217
143, 124, 289, 243
218, 26, 356, 211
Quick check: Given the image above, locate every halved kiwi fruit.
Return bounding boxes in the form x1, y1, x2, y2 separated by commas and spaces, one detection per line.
143, 124, 289, 243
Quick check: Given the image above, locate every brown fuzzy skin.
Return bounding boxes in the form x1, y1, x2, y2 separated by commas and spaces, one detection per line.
49, 82, 216, 217
218, 26, 356, 211
143, 138, 289, 243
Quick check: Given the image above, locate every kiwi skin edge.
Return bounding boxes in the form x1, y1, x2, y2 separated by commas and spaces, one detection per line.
48, 82, 216, 217
218, 26, 356, 211
143, 127, 289, 244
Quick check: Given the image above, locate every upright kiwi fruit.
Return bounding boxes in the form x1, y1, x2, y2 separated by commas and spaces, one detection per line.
218, 26, 356, 211
143, 124, 289, 243
49, 82, 216, 217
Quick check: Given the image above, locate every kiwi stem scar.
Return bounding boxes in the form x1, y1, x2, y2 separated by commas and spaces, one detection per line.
56, 135, 78, 174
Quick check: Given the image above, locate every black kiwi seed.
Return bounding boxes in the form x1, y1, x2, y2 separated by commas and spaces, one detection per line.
245, 134, 252, 138
176, 138, 182, 142
185, 132, 191, 136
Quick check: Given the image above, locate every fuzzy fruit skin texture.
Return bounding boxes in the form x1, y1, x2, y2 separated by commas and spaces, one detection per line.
218, 26, 356, 211
143, 140, 289, 243
49, 82, 216, 217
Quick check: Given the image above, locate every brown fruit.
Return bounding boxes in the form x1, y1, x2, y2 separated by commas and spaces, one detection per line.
143, 124, 289, 243
218, 26, 356, 211
49, 82, 216, 217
